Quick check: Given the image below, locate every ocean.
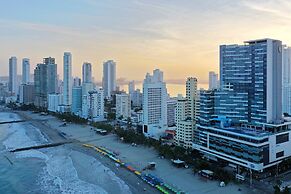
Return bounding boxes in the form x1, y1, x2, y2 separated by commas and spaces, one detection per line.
0, 112, 132, 194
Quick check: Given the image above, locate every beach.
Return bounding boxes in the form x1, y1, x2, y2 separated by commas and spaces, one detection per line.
0, 111, 158, 194
13, 110, 269, 194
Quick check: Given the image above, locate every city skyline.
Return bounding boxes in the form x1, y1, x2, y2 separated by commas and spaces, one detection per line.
2, 0, 291, 85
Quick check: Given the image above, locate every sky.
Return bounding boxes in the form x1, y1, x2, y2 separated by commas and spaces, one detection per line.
1, 0, 291, 87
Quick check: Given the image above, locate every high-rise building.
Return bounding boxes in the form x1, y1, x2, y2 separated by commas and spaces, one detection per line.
219, 39, 282, 124
34, 57, 57, 108
174, 79, 197, 149
208, 71, 219, 90
63, 52, 72, 108
167, 98, 177, 127
73, 77, 81, 87
82, 89, 104, 121
72, 86, 82, 116
22, 58, 30, 84
131, 89, 143, 107
175, 94, 187, 124
282, 46, 291, 115
9, 56, 17, 95
116, 93, 131, 119
142, 69, 167, 138
82, 62, 92, 84
186, 77, 198, 121
128, 80, 135, 96
194, 39, 291, 172
102, 60, 116, 98
44, 57, 57, 95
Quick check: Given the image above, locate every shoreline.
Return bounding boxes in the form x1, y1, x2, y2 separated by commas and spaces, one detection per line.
15, 110, 267, 194
15, 110, 160, 194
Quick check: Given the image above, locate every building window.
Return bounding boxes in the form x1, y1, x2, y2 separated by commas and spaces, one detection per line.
276, 151, 284, 158
276, 133, 289, 144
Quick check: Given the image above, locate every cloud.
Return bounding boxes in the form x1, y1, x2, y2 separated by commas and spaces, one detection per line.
0, 19, 82, 37
242, 0, 291, 20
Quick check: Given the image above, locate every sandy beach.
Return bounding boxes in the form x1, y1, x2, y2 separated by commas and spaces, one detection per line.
16, 110, 269, 194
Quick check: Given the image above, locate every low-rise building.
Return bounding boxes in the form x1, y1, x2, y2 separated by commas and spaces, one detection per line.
48, 94, 62, 112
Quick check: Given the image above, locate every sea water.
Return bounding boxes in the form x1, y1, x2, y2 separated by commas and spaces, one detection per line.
0, 112, 131, 194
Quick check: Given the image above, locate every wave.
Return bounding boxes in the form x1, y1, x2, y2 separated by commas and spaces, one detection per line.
38, 148, 109, 194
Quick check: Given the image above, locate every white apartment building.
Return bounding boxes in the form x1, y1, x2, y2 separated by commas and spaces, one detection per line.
175, 94, 187, 124
142, 69, 167, 138
48, 94, 63, 112
82, 89, 104, 122
116, 93, 131, 119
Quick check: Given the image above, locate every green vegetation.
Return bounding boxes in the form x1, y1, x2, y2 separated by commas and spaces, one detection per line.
51, 112, 87, 124
91, 121, 114, 132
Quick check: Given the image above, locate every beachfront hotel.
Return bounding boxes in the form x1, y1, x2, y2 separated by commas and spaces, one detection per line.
142, 69, 168, 138
193, 38, 291, 172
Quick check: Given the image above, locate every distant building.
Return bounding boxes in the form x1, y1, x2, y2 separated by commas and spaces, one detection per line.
63, 52, 72, 110
142, 69, 167, 138
22, 58, 30, 84
128, 80, 135, 96
131, 89, 143, 107
167, 98, 177, 127
208, 71, 219, 90
116, 93, 131, 119
73, 77, 81, 87
9, 56, 17, 96
82, 62, 92, 83
19, 84, 34, 105
72, 86, 82, 116
102, 60, 116, 98
48, 94, 62, 112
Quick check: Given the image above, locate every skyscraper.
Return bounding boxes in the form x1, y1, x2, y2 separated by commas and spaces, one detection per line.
63, 52, 72, 107
44, 57, 57, 94
9, 56, 17, 95
34, 57, 57, 108
208, 71, 219, 90
193, 38, 291, 172
82, 62, 92, 84
282, 46, 291, 115
220, 39, 282, 124
128, 80, 135, 95
186, 77, 198, 121
102, 60, 116, 98
142, 69, 167, 138
22, 58, 30, 84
